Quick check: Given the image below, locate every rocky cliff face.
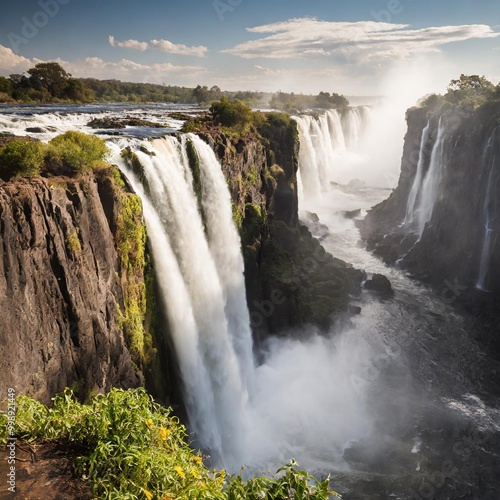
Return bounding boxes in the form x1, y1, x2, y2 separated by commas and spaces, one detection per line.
360, 101, 500, 353
200, 115, 362, 341
0, 167, 165, 404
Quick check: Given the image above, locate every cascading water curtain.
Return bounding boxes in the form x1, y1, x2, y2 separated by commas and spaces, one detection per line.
109, 135, 255, 469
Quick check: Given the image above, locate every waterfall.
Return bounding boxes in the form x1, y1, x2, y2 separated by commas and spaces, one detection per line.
404, 121, 431, 226
294, 107, 370, 202
476, 127, 499, 291
295, 115, 322, 200
109, 135, 254, 468
414, 116, 447, 237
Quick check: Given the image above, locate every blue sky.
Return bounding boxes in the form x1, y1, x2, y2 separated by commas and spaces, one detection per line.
0, 0, 499, 96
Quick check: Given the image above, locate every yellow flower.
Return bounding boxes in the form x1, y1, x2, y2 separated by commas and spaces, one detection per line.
193, 456, 202, 464
175, 466, 185, 478
159, 426, 170, 440
190, 467, 201, 479
142, 488, 153, 500
145, 419, 153, 429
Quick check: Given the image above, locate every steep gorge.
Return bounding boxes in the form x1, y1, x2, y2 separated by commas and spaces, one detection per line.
0, 115, 362, 407
361, 100, 500, 354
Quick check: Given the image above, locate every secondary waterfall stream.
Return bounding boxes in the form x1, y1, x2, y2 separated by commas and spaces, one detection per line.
476, 126, 499, 291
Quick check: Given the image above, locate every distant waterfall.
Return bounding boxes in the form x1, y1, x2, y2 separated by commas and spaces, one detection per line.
294, 107, 371, 201
404, 121, 432, 226
109, 136, 254, 468
476, 127, 499, 291
412, 116, 447, 237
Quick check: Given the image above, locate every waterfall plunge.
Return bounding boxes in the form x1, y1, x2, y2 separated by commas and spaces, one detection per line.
110, 136, 253, 469
476, 127, 499, 291
411, 116, 447, 237
404, 121, 432, 226
294, 107, 370, 203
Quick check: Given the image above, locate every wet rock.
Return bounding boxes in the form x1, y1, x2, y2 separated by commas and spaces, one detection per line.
364, 273, 393, 294
25, 126, 45, 133
88, 117, 169, 129
88, 117, 126, 129
343, 208, 361, 219
305, 210, 320, 222
348, 305, 362, 314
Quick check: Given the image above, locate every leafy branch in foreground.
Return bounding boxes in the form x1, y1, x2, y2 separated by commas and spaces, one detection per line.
0, 388, 340, 499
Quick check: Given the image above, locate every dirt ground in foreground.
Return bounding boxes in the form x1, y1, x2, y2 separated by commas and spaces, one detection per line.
0, 442, 91, 499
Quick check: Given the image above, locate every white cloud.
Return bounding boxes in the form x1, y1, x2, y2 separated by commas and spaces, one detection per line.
68, 57, 205, 82
254, 65, 285, 76
223, 18, 500, 63
150, 39, 207, 57
109, 35, 149, 52
0, 45, 205, 85
108, 35, 207, 57
0, 45, 33, 74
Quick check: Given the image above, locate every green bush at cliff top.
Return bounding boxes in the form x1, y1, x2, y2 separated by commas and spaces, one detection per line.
47, 131, 108, 173
0, 140, 46, 180
209, 98, 267, 134
0, 388, 339, 499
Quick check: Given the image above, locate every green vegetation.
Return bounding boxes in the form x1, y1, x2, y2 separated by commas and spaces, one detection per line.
185, 139, 203, 204
109, 165, 127, 189
0, 388, 338, 499
209, 98, 258, 133
422, 74, 500, 110
8, 62, 94, 103
115, 192, 155, 365
270, 91, 349, 112
0, 61, 349, 109
0, 132, 110, 180
65, 228, 82, 258
241, 203, 266, 248
47, 131, 108, 173
0, 140, 46, 180
121, 147, 150, 192
445, 74, 496, 106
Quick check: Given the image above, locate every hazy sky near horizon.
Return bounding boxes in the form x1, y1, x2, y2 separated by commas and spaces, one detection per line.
0, 0, 499, 98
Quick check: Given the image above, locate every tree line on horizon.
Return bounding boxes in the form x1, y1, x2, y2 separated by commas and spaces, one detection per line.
0, 62, 351, 111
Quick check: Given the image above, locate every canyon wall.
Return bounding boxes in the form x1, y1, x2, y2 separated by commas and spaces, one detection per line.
361, 100, 500, 353
0, 166, 168, 404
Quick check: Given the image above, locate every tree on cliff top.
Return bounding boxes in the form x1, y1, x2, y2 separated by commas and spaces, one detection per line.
208, 97, 267, 132
445, 74, 495, 107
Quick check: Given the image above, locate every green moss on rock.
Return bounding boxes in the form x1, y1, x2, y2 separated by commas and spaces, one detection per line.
121, 147, 149, 193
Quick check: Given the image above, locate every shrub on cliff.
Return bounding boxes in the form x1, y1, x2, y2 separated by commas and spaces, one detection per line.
209, 97, 267, 133
47, 131, 108, 173
1, 388, 339, 499
210, 97, 253, 128
0, 140, 46, 180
